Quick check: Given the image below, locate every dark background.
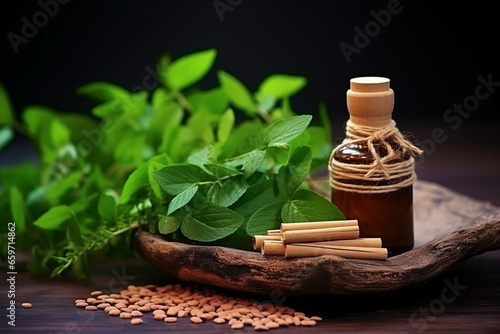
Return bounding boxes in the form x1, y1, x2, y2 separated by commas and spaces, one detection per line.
0, 0, 499, 203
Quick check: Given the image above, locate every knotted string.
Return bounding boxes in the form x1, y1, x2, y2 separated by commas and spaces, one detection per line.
329, 120, 423, 194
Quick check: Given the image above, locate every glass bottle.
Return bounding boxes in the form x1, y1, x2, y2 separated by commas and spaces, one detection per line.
330, 77, 414, 256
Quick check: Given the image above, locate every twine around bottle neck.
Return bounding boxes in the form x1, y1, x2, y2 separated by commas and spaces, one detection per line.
329, 120, 423, 194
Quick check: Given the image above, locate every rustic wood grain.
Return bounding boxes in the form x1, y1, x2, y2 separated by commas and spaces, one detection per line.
134, 180, 500, 295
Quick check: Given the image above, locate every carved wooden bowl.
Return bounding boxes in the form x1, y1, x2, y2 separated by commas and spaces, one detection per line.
134, 180, 500, 295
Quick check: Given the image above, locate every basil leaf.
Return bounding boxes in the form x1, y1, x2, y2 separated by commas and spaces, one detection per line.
168, 185, 198, 215
165, 49, 217, 90
158, 214, 182, 235
120, 162, 148, 204
180, 205, 243, 242
98, 190, 119, 222
263, 115, 312, 147
242, 149, 266, 178
76, 81, 129, 102
46, 170, 83, 201
10, 187, 25, 232
217, 108, 235, 143
0, 126, 14, 150
153, 164, 209, 195
33, 205, 74, 230
0, 81, 14, 125
257, 74, 307, 99
277, 146, 312, 199
218, 70, 255, 114
188, 87, 229, 115
207, 175, 247, 207
281, 189, 345, 223
246, 200, 284, 236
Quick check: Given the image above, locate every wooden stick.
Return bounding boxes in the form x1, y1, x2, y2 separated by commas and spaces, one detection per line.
280, 220, 358, 232
261, 240, 286, 255
252, 235, 281, 250
281, 226, 359, 243
301, 238, 382, 248
285, 244, 387, 260
267, 229, 281, 236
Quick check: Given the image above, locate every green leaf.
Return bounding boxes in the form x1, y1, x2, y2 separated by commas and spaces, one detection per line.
180, 205, 243, 242
67, 215, 84, 248
154, 164, 209, 195
246, 201, 284, 236
242, 149, 267, 178
76, 82, 129, 102
188, 87, 229, 116
207, 175, 248, 207
50, 119, 71, 148
168, 185, 198, 215
217, 70, 255, 114
0, 126, 14, 150
277, 146, 312, 199
165, 49, 217, 90
120, 162, 148, 204
10, 187, 25, 232
187, 145, 217, 170
217, 108, 235, 143
33, 205, 74, 230
98, 190, 119, 222
0, 82, 14, 125
257, 74, 307, 99
158, 214, 182, 235
148, 154, 173, 199
281, 189, 345, 223
46, 170, 83, 201
263, 115, 312, 147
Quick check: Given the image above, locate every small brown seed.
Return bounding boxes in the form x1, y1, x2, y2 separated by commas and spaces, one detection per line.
120, 312, 132, 319
242, 318, 253, 326
104, 306, 117, 313
90, 290, 102, 296
190, 316, 203, 324
310, 316, 323, 321
152, 309, 165, 316
266, 321, 279, 329
200, 313, 214, 321
85, 306, 97, 311
74, 299, 86, 304
154, 313, 167, 320
164, 317, 178, 323
97, 303, 110, 309
254, 325, 269, 331
293, 316, 301, 326
86, 298, 97, 304
177, 310, 189, 318
231, 322, 244, 329
109, 309, 121, 316
75, 302, 88, 308
115, 303, 127, 309
130, 311, 143, 317
213, 317, 226, 324
21, 303, 33, 309
130, 318, 143, 325
301, 320, 317, 326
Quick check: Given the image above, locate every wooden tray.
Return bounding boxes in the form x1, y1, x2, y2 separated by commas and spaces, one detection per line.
134, 180, 500, 295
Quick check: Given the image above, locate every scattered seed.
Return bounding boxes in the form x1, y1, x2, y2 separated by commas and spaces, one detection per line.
190, 316, 203, 324
120, 312, 132, 319
75, 283, 320, 331
22, 303, 33, 309
108, 309, 121, 316
231, 322, 244, 329
130, 311, 143, 317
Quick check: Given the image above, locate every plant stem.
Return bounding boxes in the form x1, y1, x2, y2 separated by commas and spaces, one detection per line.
306, 175, 330, 198
174, 91, 194, 113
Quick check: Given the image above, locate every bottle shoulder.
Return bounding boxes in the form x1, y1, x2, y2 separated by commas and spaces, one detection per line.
333, 140, 409, 163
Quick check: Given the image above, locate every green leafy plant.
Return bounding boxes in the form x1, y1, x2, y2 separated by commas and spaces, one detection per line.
0, 49, 343, 282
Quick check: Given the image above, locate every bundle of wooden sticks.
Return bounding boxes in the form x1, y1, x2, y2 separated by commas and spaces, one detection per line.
252, 220, 387, 260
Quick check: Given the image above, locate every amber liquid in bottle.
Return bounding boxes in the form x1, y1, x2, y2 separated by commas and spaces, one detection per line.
331, 76, 415, 256
331, 141, 414, 256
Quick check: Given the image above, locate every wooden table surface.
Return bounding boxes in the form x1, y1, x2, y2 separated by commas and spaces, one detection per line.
2, 121, 500, 333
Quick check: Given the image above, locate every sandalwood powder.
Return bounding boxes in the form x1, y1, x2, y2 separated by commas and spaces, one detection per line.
329, 77, 423, 256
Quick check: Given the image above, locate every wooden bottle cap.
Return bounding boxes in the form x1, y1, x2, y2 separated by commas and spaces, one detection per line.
346, 76, 394, 127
